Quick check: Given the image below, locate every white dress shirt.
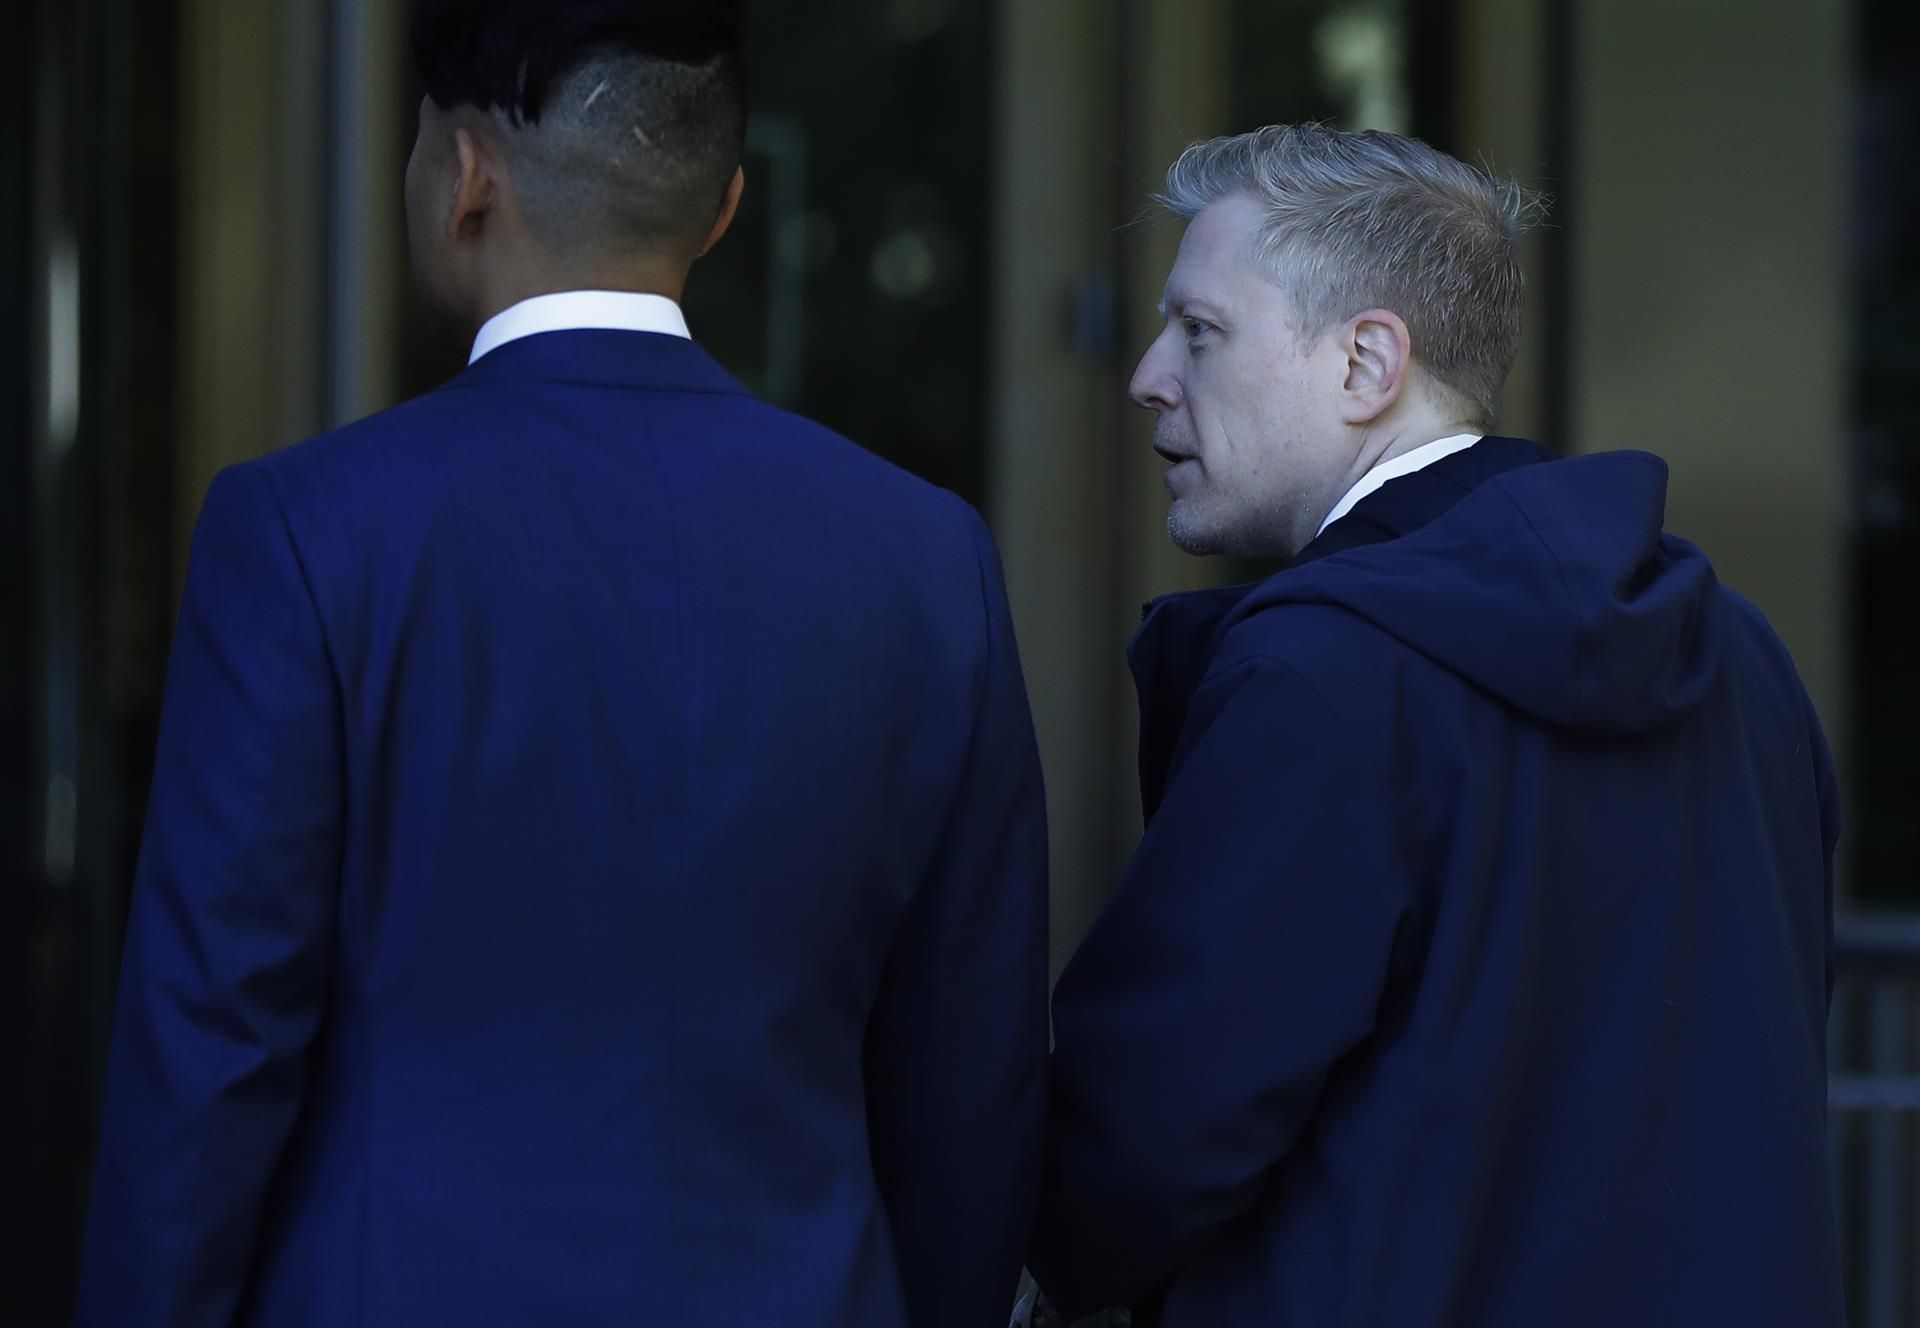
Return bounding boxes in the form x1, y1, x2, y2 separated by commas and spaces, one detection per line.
1317, 432, 1482, 536
468, 290, 691, 365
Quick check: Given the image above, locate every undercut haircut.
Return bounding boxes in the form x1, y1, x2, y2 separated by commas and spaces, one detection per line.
411, 0, 748, 257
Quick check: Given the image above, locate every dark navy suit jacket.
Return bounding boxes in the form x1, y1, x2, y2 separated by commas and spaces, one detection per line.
1032, 439, 1843, 1326
76, 329, 1050, 1327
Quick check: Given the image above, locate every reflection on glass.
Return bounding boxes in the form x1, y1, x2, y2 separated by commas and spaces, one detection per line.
1314, 1, 1409, 133
684, 0, 990, 506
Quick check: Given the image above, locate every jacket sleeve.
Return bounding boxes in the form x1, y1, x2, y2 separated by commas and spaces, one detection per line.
1806, 691, 1841, 1007
862, 505, 1050, 1328
75, 464, 344, 1328
1029, 656, 1412, 1318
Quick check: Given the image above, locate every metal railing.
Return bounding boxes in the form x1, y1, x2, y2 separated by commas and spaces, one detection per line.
1831, 914, 1920, 1328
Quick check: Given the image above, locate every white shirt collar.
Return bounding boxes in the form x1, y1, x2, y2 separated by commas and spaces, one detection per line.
468, 290, 691, 365
1317, 433, 1483, 536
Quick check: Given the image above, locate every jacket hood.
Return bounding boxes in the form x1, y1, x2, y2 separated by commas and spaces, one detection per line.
1223, 449, 1723, 736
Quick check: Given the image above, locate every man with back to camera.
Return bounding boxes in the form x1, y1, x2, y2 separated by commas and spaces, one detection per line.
74, 3, 1049, 1324
1026, 124, 1843, 1326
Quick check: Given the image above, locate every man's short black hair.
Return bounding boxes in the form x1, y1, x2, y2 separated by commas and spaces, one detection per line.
411, 0, 745, 126
411, 0, 748, 255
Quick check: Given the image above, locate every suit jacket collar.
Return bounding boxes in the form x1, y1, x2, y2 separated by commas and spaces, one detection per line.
453, 328, 752, 398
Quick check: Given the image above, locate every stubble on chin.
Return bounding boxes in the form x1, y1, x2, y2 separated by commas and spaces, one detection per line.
1166, 498, 1228, 557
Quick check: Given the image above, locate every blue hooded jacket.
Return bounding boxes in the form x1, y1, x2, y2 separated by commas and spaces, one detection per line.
1031, 437, 1843, 1326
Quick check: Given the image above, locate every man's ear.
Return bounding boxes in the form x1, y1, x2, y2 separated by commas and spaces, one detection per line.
1337, 308, 1413, 426
696, 166, 747, 259
446, 125, 500, 244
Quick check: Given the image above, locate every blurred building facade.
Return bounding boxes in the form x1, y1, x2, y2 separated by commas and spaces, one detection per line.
4, 0, 1914, 1323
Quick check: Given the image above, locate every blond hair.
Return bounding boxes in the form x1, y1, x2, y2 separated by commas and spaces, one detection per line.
1157, 124, 1545, 428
